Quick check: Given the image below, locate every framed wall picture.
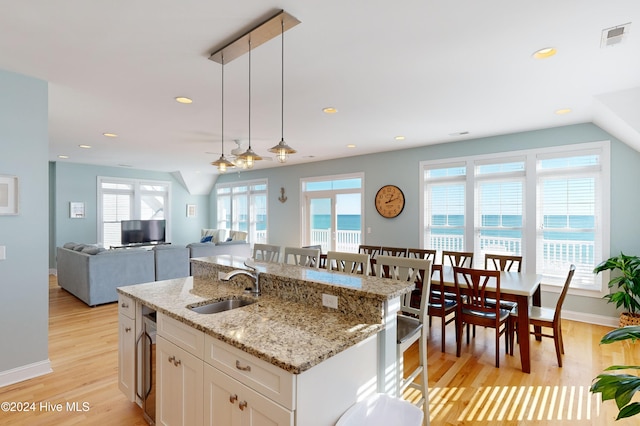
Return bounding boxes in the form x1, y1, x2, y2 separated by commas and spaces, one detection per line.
0, 175, 19, 215
186, 204, 196, 218
69, 202, 85, 218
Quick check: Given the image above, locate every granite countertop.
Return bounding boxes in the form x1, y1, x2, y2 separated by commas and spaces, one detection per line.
117, 259, 412, 374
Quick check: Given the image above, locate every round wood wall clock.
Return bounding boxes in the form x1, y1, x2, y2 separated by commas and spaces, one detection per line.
375, 185, 405, 218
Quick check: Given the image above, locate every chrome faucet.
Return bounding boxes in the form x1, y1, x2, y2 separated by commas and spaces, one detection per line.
220, 262, 261, 295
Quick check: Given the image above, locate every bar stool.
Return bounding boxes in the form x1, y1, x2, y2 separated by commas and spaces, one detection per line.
375, 255, 432, 423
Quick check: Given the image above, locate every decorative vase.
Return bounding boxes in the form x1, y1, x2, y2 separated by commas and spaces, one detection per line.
619, 312, 640, 327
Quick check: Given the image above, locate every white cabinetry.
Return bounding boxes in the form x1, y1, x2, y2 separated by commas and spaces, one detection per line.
118, 294, 136, 401
156, 336, 204, 426
156, 313, 205, 426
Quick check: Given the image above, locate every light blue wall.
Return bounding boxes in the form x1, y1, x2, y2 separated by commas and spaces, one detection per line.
0, 69, 49, 374
51, 162, 210, 264
215, 123, 640, 319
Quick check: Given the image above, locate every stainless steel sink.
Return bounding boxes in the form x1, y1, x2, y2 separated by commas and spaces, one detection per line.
187, 298, 256, 314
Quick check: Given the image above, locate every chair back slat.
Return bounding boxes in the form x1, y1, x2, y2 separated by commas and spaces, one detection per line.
381, 246, 408, 257
442, 250, 474, 267
376, 255, 432, 320
453, 266, 501, 316
484, 253, 522, 272
554, 264, 576, 321
407, 248, 437, 262
253, 243, 281, 263
326, 251, 370, 275
284, 247, 321, 268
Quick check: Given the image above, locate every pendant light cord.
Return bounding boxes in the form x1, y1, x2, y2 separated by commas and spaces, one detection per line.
281, 19, 285, 141
248, 38, 252, 150
221, 54, 225, 155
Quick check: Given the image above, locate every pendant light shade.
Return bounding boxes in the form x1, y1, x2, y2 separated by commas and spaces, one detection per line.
211, 55, 235, 173
237, 39, 262, 169
269, 18, 296, 163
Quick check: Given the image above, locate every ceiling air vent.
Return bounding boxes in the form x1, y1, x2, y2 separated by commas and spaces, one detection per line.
601, 22, 631, 48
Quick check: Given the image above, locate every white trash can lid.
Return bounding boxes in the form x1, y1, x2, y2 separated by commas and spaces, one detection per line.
336, 393, 423, 426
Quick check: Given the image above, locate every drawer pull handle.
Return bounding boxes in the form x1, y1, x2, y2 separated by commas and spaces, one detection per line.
173, 358, 181, 367
235, 360, 251, 372
125, 327, 131, 332
168, 356, 175, 364
238, 401, 248, 411
229, 394, 238, 404
121, 302, 129, 308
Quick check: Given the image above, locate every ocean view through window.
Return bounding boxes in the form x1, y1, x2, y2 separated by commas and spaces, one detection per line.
421, 141, 609, 294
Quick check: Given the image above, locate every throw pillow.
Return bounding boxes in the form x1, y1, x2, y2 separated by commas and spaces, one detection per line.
82, 246, 105, 255
200, 235, 213, 243
63, 242, 77, 249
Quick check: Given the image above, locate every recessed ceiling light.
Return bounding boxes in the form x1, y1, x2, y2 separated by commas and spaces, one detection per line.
347, 144, 356, 148
103, 133, 118, 138
323, 107, 338, 114
555, 108, 572, 115
532, 47, 557, 59
58, 155, 69, 159
394, 136, 406, 141
79, 144, 92, 149
175, 97, 193, 104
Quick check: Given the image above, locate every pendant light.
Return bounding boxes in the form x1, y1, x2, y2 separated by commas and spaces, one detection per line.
211, 54, 235, 173
237, 38, 262, 169
269, 17, 296, 163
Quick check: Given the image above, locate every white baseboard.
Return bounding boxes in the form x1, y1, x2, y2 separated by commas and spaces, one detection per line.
563, 309, 619, 327
49, 268, 57, 276
0, 360, 52, 388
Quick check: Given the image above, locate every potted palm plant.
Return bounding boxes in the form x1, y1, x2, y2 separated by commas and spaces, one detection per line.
594, 253, 640, 326
590, 326, 640, 420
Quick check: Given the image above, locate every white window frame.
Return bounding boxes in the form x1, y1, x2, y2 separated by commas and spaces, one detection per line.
419, 141, 610, 298
215, 178, 268, 244
97, 176, 172, 247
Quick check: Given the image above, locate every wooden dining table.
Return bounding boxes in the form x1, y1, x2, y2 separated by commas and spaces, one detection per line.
440, 265, 542, 374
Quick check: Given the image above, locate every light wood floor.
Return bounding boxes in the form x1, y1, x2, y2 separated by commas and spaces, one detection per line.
0, 276, 638, 425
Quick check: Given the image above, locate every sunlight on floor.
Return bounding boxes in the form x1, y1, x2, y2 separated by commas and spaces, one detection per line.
403, 384, 604, 423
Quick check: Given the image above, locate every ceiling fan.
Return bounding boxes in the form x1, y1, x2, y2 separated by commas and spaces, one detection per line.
228, 140, 273, 168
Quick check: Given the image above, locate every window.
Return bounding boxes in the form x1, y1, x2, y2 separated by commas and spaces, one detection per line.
423, 164, 466, 253
301, 174, 363, 253
421, 142, 610, 294
475, 159, 525, 258
216, 179, 267, 244
98, 177, 171, 248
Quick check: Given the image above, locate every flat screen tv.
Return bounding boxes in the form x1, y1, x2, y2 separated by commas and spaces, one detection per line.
120, 219, 166, 245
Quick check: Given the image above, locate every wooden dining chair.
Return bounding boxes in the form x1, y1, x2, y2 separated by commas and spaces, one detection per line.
375, 255, 432, 420
509, 264, 576, 367
442, 250, 474, 267
484, 253, 522, 272
484, 253, 523, 311
283, 246, 321, 269
326, 251, 370, 275
407, 248, 437, 261
358, 245, 381, 275
427, 264, 460, 353
453, 266, 510, 367
381, 246, 408, 257
252, 243, 281, 263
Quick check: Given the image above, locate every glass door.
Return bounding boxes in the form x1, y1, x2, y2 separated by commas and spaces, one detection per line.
308, 196, 333, 253
306, 193, 362, 253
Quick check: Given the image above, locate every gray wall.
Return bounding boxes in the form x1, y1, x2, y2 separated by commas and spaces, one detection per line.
0, 69, 49, 374
216, 123, 640, 320
51, 162, 210, 260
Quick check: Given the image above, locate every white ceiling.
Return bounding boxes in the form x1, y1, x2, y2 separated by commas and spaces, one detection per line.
1, 1, 640, 193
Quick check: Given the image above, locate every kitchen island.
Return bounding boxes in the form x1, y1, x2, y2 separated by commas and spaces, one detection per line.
117, 255, 415, 425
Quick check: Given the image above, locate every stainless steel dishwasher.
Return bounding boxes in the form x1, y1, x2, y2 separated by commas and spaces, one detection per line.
137, 311, 156, 425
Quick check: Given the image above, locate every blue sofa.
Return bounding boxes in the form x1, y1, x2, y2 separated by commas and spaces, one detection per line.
56, 245, 155, 306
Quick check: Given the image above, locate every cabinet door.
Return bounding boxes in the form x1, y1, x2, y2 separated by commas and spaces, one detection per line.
157, 336, 204, 426
118, 314, 136, 402
204, 364, 293, 426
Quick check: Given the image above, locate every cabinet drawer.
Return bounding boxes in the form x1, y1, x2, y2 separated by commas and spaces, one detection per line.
118, 294, 135, 319
204, 335, 295, 410
157, 312, 204, 358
